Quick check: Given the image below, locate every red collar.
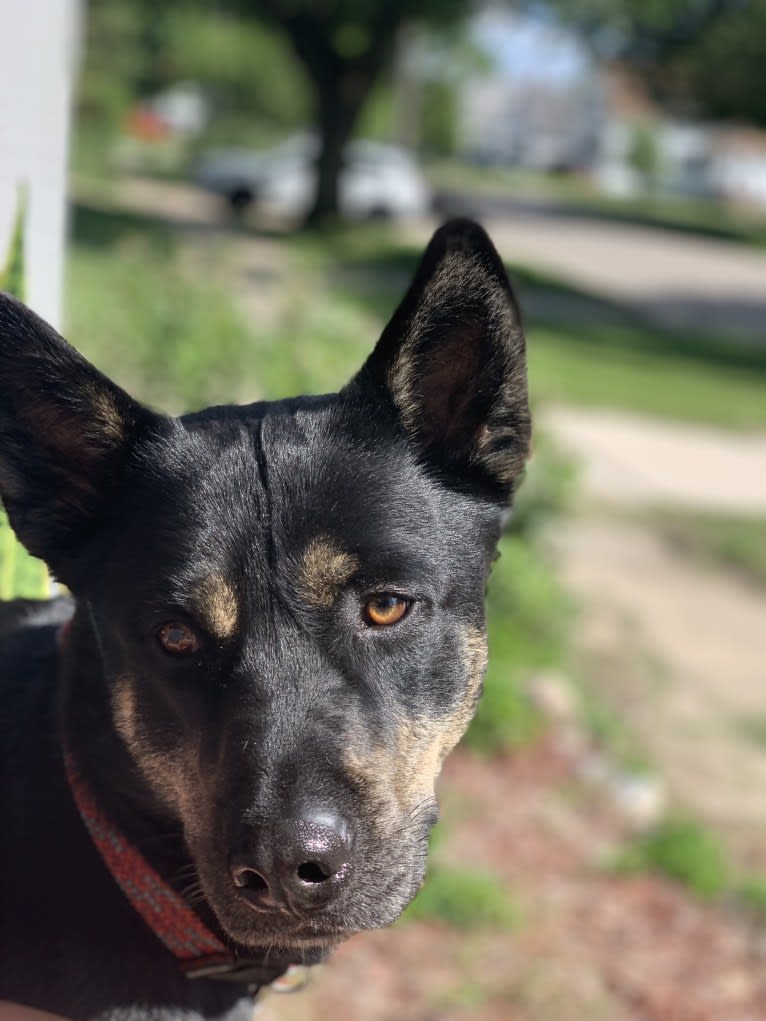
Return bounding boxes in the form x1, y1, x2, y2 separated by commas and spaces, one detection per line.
62, 749, 240, 981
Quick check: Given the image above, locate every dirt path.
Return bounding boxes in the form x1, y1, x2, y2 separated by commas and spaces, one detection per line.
537, 404, 766, 866
543, 405, 766, 514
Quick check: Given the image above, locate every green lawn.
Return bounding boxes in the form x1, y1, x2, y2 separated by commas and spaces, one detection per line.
648, 509, 766, 588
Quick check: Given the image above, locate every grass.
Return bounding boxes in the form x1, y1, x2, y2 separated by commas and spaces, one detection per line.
614, 817, 766, 920
613, 818, 729, 900
528, 323, 766, 430
649, 509, 766, 588
67, 207, 258, 415
0, 511, 49, 601
403, 865, 519, 930
466, 533, 571, 754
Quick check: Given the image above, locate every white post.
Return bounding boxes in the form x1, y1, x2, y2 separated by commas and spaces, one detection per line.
0, 0, 81, 331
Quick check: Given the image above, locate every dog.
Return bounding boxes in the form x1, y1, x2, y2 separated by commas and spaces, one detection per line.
0, 219, 530, 1020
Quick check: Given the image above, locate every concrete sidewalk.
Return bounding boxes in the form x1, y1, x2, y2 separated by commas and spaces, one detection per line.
542, 405, 766, 514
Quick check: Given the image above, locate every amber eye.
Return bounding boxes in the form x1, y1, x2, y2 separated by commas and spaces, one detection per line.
157, 622, 201, 656
363, 595, 411, 627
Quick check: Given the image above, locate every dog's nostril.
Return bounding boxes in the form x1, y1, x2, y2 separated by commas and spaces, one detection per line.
231, 866, 268, 893
297, 861, 331, 884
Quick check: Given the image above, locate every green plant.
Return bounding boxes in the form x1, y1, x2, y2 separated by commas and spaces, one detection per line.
465, 535, 571, 754
736, 877, 766, 920
613, 818, 728, 899
0, 186, 27, 300
510, 432, 577, 538
0, 513, 49, 602
0, 189, 50, 600
404, 865, 519, 929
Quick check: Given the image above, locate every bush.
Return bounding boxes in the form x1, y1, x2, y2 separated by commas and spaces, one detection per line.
404, 865, 519, 930
614, 818, 728, 899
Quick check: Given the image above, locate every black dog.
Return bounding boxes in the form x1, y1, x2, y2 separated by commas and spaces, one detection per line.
0, 220, 530, 1020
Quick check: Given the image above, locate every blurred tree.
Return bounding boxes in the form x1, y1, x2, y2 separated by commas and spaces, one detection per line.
545, 0, 766, 125
235, 0, 471, 226
627, 122, 660, 183
81, 1, 308, 131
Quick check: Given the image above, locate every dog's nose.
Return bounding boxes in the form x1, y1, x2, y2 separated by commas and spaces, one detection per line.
230, 814, 352, 914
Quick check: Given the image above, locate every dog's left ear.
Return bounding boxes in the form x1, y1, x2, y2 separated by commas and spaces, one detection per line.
349, 219, 530, 495
0, 293, 157, 580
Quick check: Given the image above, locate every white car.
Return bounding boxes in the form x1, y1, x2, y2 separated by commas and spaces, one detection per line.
195, 133, 432, 219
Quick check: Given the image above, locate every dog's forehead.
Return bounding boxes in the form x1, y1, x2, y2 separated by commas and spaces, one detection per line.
126, 399, 452, 598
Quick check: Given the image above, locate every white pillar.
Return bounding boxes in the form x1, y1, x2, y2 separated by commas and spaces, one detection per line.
0, 0, 81, 331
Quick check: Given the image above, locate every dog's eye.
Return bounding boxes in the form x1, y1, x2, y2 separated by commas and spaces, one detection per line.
157, 622, 200, 656
363, 595, 411, 627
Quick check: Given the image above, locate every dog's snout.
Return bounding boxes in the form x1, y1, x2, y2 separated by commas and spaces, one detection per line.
230, 813, 352, 914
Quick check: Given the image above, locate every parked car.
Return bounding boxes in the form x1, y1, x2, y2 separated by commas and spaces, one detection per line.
194, 133, 432, 219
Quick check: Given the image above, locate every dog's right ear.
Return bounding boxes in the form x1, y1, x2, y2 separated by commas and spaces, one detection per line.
347, 219, 530, 498
0, 293, 157, 582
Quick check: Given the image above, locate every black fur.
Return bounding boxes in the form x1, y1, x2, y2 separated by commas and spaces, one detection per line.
0, 220, 530, 1020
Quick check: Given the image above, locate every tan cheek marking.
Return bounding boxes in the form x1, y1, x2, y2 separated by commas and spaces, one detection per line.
345, 626, 489, 813
194, 576, 239, 640
111, 675, 192, 818
298, 536, 359, 609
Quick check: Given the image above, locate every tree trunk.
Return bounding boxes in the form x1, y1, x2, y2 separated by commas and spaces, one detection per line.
307, 70, 373, 229
269, 12, 401, 230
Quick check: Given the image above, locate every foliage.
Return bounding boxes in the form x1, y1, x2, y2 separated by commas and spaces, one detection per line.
0, 512, 50, 601
403, 865, 519, 929
0, 193, 50, 599
465, 534, 571, 754
545, 0, 766, 126
613, 818, 729, 899
165, 9, 308, 135
67, 207, 256, 414
511, 433, 577, 539
736, 876, 766, 919
649, 509, 766, 588
421, 78, 459, 156
230, 0, 472, 224
0, 187, 26, 301
627, 122, 659, 181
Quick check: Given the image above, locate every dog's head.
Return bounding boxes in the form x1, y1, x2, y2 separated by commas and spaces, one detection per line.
0, 220, 529, 952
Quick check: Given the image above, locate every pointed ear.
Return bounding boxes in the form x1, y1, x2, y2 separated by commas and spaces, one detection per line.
350, 219, 530, 495
0, 293, 157, 581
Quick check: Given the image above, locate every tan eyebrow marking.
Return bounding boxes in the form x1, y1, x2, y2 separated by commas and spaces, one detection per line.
193, 576, 240, 640
298, 536, 359, 609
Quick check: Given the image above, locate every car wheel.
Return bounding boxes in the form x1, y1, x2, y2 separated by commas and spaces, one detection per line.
227, 188, 253, 213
